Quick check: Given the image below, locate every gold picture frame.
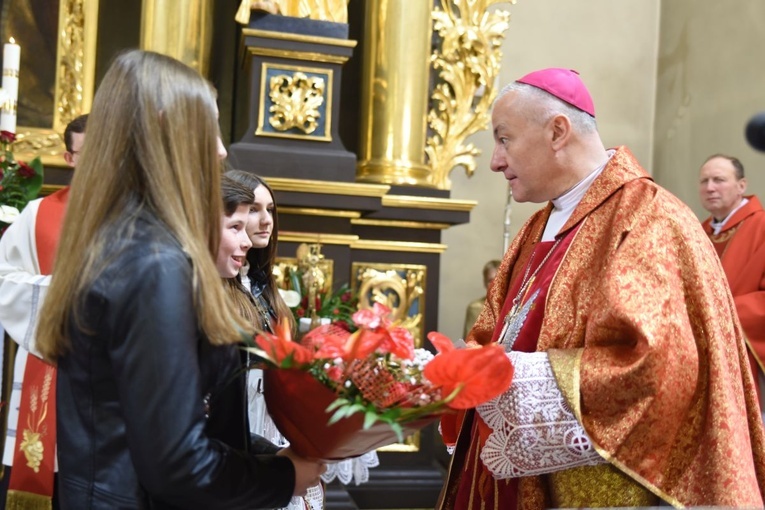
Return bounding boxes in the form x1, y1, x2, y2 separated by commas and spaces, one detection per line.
8, 0, 99, 167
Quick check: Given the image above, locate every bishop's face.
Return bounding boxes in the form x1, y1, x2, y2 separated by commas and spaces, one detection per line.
489, 92, 559, 203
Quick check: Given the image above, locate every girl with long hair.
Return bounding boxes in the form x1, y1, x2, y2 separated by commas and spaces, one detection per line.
226, 170, 378, 507
36, 49, 323, 509
225, 170, 293, 333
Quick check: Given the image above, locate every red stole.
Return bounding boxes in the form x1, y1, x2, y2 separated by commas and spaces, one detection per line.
451, 226, 578, 510
7, 187, 68, 509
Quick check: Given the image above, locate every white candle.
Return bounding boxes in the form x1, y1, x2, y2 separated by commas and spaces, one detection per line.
1, 37, 20, 133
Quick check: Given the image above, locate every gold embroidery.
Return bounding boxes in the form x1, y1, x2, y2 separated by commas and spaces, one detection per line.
548, 465, 657, 507
709, 222, 740, 244
19, 366, 54, 473
19, 431, 44, 473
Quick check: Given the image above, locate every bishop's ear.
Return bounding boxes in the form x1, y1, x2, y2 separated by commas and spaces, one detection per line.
549, 114, 572, 150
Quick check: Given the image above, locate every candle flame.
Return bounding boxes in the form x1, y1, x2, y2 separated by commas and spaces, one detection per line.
9, 37, 14, 44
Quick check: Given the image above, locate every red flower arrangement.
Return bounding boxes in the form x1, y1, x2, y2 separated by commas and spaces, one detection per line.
247, 303, 514, 460
0, 131, 44, 237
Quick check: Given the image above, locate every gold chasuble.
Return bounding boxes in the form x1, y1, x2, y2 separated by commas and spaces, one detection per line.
439, 147, 765, 509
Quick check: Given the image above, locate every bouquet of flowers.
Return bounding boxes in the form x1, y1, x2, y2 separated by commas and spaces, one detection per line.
0, 131, 44, 237
246, 303, 514, 460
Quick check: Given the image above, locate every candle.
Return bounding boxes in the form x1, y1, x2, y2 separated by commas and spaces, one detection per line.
1, 37, 20, 134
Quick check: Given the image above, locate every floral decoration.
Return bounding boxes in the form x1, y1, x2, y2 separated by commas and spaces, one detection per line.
247, 303, 514, 446
0, 131, 44, 237
290, 278, 359, 331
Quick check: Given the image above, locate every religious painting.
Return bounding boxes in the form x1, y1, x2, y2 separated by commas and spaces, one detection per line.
0, 0, 98, 164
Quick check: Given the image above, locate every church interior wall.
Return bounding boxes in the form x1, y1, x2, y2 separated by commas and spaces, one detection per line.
652, 0, 765, 219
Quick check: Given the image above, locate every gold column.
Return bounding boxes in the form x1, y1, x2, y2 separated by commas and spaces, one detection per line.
140, 0, 213, 76
356, 0, 433, 187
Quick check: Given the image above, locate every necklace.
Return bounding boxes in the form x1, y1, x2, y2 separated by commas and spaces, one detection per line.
498, 237, 563, 349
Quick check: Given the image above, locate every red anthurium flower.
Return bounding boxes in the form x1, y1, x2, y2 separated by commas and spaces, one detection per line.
381, 326, 415, 360
426, 331, 456, 354
424, 344, 514, 409
303, 323, 350, 355
313, 335, 347, 359
255, 319, 313, 367
302, 323, 341, 347
343, 329, 386, 360
352, 302, 392, 329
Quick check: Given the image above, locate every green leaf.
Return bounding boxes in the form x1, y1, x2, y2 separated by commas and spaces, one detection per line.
363, 410, 379, 429
22, 157, 44, 201
290, 271, 303, 300
325, 398, 348, 413
390, 422, 404, 443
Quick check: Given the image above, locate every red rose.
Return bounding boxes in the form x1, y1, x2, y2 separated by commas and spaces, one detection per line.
0, 131, 15, 144
296, 308, 305, 317
341, 292, 352, 302
326, 365, 344, 382
17, 161, 36, 178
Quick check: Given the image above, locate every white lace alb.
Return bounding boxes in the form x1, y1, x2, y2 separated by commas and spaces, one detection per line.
476, 351, 604, 479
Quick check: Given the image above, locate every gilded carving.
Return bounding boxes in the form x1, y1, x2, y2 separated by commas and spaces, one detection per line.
352, 263, 426, 346
57, 0, 88, 127
268, 72, 325, 134
236, 0, 349, 24
13, 0, 97, 163
274, 250, 334, 297
426, 0, 513, 189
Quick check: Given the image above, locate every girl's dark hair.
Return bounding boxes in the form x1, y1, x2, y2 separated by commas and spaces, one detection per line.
224, 169, 293, 331
221, 175, 255, 216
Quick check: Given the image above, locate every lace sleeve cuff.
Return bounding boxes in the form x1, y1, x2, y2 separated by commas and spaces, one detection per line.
476, 351, 604, 479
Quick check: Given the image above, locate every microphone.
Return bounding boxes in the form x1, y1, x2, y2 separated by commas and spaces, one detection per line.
745, 112, 765, 152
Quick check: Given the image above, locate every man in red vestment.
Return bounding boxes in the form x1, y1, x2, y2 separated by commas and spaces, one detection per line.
0, 114, 87, 508
699, 153, 765, 417
437, 68, 765, 510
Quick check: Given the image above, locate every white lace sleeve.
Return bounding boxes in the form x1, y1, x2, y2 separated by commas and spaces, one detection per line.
321, 451, 380, 485
476, 351, 604, 479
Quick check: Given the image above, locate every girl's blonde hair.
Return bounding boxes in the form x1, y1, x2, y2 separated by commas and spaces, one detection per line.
37, 49, 252, 360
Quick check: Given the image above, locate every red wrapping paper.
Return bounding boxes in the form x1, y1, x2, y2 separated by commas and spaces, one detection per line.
263, 368, 437, 460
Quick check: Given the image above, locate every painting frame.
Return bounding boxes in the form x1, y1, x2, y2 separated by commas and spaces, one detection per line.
8, 0, 99, 167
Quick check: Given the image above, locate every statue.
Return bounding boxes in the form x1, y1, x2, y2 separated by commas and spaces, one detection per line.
296, 242, 327, 328
235, 0, 349, 25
